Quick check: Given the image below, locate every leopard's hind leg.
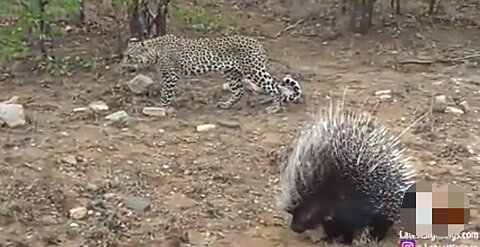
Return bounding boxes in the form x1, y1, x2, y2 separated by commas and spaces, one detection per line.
246, 67, 283, 114
216, 68, 245, 109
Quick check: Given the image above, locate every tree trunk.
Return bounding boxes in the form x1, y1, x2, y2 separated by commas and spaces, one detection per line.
428, 0, 437, 16
358, 0, 375, 34
349, 0, 359, 32
78, 0, 85, 24
154, 0, 170, 36
128, 0, 141, 39
390, 0, 400, 14
359, 0, 368, 33
367, 0, 375, 27
138, 0, 153, 39
35, 0, 49, 57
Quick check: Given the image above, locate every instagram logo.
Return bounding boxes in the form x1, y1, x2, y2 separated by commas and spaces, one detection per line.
399, 239, 416, 247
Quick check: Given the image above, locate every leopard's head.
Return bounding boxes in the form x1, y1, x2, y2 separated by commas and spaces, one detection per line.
119, 38, 152, 73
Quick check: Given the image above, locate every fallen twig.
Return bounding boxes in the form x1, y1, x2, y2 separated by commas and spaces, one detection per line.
275, 19, 304, 38
398, 53, 480, 65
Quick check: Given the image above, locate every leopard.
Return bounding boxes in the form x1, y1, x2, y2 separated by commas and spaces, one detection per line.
119, 34, 302, 114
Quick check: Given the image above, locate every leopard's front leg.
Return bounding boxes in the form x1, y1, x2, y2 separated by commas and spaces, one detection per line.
216, 68, 245, 109
156, 69, 179, 109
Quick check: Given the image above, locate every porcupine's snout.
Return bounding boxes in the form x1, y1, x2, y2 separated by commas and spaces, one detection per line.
290, 215, 308, 233
290, 213, 324, 234
289, 203, 325, 234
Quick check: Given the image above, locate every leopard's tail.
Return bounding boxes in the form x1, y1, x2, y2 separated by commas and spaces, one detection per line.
279, 74, 302, 103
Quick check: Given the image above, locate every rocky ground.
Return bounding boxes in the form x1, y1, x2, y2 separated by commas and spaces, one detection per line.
0, 0, 479, 246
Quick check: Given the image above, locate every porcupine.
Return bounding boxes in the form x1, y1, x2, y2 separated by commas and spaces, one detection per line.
276, 100, 417, 244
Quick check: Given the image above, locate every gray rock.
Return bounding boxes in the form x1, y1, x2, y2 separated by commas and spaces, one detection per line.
142, 107, 167, 117
62, 154, 77, 165
105, 110, 129, 122
459, 100, 471, 113
0, 103, 26, 127
2, 96, 19, 104
127, 74, 154, 94
40, 215, 59, 225
433, 95, 447, 113
69, 206, 87, 220
196, 124, 216, 132
445, 106, 464, 115
88, 101, 109, 112
123, 195, 151, 213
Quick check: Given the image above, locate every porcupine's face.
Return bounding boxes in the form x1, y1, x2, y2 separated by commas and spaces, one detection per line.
289, 199, 332, 234
287, 172, 349, 234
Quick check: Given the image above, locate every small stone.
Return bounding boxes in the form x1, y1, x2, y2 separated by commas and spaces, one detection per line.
142, 107, 167, 117
379, 94, 392, 101
105, 110, 129, 122
216, 119, 241, 128
375, 90, 393, 101
445, 106, 464, 116
306, 227, 326, 243
0, 103, 26, 127
165, 107, 176, 115
62, 155, 77, 165
123, 196, 151, 213
40, 215, 58, 225
374, 89, 392, 96
73, 107, 89, 112
86, 183, 98, 191
2, 96, 19, 104
126, 74, 154, 94
459, 100, 471, 113
69, 222, 79, 228
104, 193, 116, 199
433, 95, 447, 113
69, 207, 87, 220
88, 101, 109, 112
196, 124, 216, 132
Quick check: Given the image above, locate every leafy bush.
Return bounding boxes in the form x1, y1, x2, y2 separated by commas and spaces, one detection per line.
0, 0, 80, 65
169, 2, 236, 33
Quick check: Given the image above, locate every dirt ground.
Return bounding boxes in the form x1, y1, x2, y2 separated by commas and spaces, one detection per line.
1, 0, 480, 246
